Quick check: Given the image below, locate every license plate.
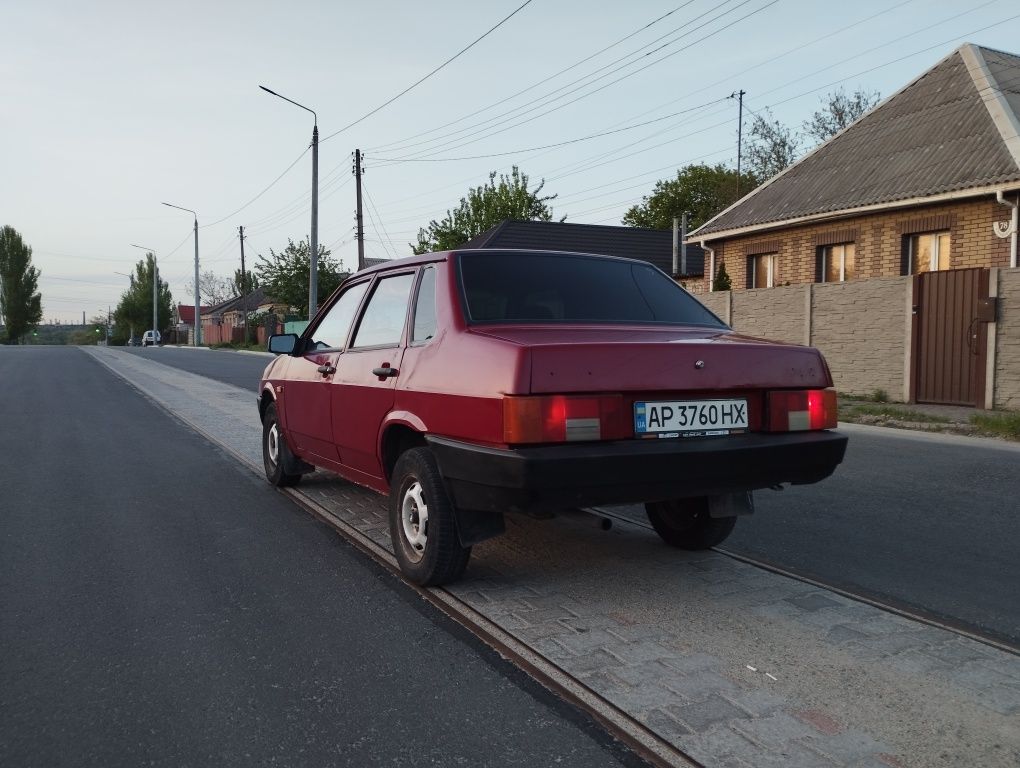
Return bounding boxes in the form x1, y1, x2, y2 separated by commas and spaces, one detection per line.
634, 399, 748, 438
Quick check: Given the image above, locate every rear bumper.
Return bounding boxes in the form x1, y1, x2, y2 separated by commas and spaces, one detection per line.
426, 431, 848, 514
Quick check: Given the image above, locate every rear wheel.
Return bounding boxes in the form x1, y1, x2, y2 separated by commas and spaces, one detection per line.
389, 447, 470, 586
262, 402, 302, 488
645, 497, 736, 550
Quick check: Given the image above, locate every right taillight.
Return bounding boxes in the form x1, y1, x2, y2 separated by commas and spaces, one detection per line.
766, 389, 838, 431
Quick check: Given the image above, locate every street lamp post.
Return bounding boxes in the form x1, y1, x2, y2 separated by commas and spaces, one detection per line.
162, 202, 201, 345
130, 244, 158, 345
260, 85, 319, 317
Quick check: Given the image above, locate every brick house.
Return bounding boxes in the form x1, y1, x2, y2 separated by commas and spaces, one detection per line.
682, 44, 1020, 410
689, 43, 1019, 290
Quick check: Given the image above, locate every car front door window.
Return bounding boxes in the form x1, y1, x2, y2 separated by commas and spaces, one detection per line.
311, 282, 369, 349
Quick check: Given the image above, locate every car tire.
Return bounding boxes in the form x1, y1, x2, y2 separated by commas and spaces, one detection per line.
645, 497, 736, 550
262, 402, 302, 488
389, 447, 471, 586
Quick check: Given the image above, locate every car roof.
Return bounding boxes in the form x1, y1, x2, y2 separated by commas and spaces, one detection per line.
354, 248, 653, 278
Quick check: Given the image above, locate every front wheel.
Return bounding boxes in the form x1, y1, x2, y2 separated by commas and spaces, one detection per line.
645, 497, 736, 550
389, 447, 470, 586
262, 402, 302, 488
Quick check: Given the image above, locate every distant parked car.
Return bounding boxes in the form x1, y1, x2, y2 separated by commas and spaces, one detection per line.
141, 330, 161, 347
126, 336, 140, 347
258, 250, 848, 585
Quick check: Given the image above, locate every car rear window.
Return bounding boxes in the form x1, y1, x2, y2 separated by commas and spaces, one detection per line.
457, 251, 725, 327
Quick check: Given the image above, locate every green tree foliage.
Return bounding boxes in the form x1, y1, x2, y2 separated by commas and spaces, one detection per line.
254, 238, 345, 318
233, 268, 259, 298
712, 261, 732, 292
622, 164, 759, 231
113, 253, 173, 342
0, 225, 43, 344
746, 108, 800, 181
803, 87, 880, 145
413, 167, 562, 254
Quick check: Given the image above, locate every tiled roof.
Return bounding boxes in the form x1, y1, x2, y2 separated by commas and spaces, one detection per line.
460, 219, 706, 276
176, 304, 212, 325
693, 44, 1020, 238
203, 287, 272, 317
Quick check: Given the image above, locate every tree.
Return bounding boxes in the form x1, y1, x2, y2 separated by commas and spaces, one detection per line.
413, 166, 562, 254
712, 262, 732, 292
622, 163, 759, 232
113, 253, 173, 343
803, 87, 880, 145
232, 268, 259, 298
0, 226, 43, 344
186, 270, 234, 306
254, 238, 345, 318
745, 108, 800, 181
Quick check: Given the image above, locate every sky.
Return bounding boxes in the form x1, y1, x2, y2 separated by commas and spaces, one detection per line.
3, 0, 1019, 324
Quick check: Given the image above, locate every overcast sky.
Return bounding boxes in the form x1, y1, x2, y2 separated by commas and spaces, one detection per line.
3, 0, 1018, 323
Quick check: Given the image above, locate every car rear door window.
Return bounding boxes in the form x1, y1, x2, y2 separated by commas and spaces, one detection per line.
310, 281, 369, 349
352, 273, 415, 349
411, 266, 437, 344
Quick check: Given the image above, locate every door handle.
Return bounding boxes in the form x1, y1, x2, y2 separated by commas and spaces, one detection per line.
317, 364, 336, 375
372, 366, 399, 379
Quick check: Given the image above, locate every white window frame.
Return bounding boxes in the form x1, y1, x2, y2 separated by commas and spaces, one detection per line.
820, 243, 854, 282
751, 253, 776, 288
910, 231, 950, 274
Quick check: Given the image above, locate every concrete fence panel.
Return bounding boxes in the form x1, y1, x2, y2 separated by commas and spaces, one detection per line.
995, 268, 1020, 410
731, 285, 809, 346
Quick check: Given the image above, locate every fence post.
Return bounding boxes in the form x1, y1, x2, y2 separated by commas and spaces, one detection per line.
986, 268, 999, 409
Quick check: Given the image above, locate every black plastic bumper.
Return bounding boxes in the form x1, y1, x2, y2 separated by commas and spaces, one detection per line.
426, 431, 848, 514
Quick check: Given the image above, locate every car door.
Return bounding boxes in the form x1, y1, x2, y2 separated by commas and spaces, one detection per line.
331, 271, 417, 480
283, 280, 370, 464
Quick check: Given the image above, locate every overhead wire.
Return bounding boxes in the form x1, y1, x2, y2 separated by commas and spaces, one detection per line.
319, 0, 536, 145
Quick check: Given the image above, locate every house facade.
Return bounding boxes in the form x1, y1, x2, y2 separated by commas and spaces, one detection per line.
685, 43, 1020, 410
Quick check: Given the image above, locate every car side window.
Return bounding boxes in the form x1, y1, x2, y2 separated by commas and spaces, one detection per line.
351, 273, 415, 349
411, 266, 437, 344
309, 281, 369, 349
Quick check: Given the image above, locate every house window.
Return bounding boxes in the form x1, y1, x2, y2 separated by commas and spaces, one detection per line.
819, 243, 855, 282
748, 253, 777, 288
909, 232, 951, 274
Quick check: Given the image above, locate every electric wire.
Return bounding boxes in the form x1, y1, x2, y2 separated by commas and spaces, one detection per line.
318, 0, 536, 144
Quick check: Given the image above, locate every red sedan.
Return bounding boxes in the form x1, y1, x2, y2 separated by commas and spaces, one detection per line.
259, 250, 847, 585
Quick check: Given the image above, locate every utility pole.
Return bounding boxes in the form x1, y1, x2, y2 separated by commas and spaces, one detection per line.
153, 253, 158, 343
731, 89, 746, 196
354, 149, 365, 271
192, 217, 200, 345
672, 217, 679, 277
681, 212, 688, 277
310, 121, 319, 317
239, 225, 249, 345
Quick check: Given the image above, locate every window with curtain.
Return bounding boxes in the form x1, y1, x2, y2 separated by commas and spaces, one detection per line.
818, 243, 856, 282
909, 232, 951, 274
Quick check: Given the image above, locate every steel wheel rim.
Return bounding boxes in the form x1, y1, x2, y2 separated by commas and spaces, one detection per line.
267, 422, 280, 468
400, 481, 429, 562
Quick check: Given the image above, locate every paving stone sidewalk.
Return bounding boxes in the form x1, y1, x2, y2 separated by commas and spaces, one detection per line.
85, 347, 1020, 768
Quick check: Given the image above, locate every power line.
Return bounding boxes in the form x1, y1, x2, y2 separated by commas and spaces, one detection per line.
365, 1, 700, 153
372, 97, 729, 163
362, 181, 399, 260
377, 0, 771, 161
319, 0, 536, 144
200, 147, 309, 228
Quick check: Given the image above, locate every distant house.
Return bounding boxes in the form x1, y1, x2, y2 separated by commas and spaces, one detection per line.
461, 219, 706, 288
690, 43, 1020, 289
176, 303, 211, 332
201, 288, 289, 328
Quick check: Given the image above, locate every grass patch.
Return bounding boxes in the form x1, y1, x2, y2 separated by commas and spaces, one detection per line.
839, 403, 952, 423
970, 411, 1020, 441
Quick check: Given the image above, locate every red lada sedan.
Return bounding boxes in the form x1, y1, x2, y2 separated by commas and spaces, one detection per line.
259, 250, 847, 585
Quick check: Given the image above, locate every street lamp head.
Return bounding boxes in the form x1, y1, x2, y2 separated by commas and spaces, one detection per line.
259, 85, 280, 98
162, 201, 197, 220
259, 84, 316, 125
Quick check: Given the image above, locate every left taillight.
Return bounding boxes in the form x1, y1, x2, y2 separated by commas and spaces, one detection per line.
766, 389, 838, 432
503, 395, 626, 445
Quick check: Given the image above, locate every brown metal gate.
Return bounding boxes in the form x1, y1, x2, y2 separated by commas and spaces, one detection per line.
911, 268, 990, 407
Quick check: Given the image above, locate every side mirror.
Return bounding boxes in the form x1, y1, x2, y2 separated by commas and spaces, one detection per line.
267, 333, 299, 355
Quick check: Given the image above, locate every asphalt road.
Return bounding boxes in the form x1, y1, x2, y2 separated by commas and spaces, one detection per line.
121, 346, 1020, 648
0, 346, 644, 768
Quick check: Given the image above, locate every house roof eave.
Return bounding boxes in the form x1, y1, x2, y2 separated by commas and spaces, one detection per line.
692, 182, 1020, 243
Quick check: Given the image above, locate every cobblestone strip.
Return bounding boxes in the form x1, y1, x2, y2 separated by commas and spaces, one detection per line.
86, 347, 1020, 768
